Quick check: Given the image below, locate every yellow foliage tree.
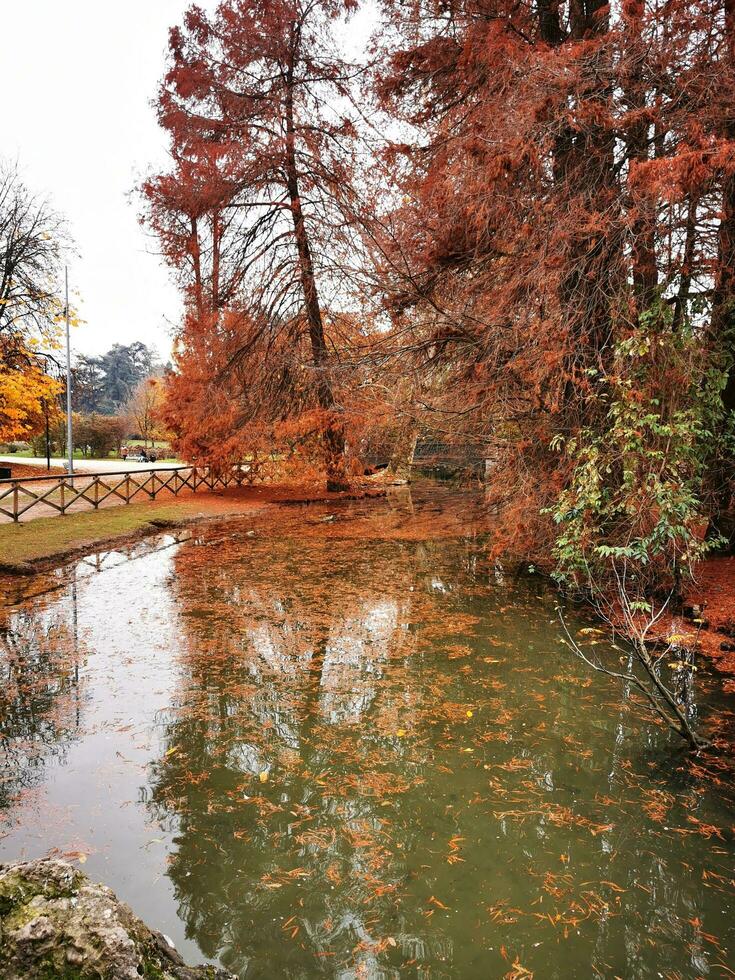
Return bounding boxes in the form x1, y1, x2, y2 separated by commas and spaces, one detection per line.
0, 354, 62, 443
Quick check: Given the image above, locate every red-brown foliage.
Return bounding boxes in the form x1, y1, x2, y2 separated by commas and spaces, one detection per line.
362, 0, 735, 553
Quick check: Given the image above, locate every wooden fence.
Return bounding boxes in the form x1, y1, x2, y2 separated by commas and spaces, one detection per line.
0, 465, 249, 523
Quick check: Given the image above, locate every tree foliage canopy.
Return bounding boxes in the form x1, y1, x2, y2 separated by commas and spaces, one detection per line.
144, 0, 735, 584
0, 161, 68, 443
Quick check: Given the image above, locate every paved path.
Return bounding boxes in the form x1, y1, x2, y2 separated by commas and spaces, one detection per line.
0, 456, 182, 474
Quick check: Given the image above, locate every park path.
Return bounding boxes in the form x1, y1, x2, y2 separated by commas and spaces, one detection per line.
0, 456, 181, 473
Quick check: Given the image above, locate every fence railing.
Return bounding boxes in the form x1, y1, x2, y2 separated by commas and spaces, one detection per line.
0, 465, 250, 523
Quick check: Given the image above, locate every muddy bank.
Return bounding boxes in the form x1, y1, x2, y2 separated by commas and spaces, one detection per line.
652, 555, 735, 688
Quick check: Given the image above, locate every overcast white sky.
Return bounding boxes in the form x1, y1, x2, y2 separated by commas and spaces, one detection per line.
2, 1, 376, 365
1, 1, 219, 361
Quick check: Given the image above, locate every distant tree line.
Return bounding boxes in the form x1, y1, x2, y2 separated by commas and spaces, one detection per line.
27, 372, 169, 459
0, 155, 171, 454
71, 342, 166, 415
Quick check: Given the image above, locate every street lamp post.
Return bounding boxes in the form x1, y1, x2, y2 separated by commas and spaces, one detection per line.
42, 398, 51, 472
65, 266, 73, 478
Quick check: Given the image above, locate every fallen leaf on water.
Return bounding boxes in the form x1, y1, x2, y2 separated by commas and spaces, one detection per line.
259, 770, 269, 783
428, 895, 450, 909
62, 850, 89, 864
505, 956, 534, 979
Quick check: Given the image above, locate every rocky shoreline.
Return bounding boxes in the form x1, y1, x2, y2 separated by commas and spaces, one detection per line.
0, 858, 236, 979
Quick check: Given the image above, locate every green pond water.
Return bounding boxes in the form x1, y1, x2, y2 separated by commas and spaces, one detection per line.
1, 486, 734, 979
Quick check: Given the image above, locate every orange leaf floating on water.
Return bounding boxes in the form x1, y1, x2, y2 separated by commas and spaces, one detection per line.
428, 895, 450, 909
62, 850, 88, 864
506, 955, 535, 978
487, 902, 523, 925
259, 770, 269, 783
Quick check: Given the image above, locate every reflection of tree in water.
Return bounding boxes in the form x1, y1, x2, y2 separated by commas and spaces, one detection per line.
145, 500, 735, 979
0, 581, 84, 814
146, 531, 468, 977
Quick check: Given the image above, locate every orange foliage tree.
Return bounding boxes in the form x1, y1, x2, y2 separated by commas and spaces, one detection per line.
369, 0, 735, 559
159, 306, 394, 482
142, 0, 367, 490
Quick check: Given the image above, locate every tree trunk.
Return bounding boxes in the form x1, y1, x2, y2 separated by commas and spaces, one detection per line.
554, 0, 617, 407
190, 216, 204, 320
709, 0, 735, 537
624, 2, 658, 315
211, 209, 221, 310
537, 0, 563, 46
385, 422, 418, 485
284, 66, 347, 491
672, 195, 698, 333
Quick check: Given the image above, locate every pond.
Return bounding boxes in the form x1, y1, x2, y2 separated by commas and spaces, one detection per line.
1, 485, 734, 978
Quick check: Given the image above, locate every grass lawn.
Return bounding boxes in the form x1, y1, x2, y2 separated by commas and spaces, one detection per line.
0, 502, 187, 566
3, 449, 90, 460
0, 490, 267, 568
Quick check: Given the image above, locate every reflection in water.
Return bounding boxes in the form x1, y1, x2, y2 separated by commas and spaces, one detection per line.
0, 575, 83, 813
0, 487, 734, 978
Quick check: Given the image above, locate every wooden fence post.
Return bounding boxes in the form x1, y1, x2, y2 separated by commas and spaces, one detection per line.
0, 464, 238, 523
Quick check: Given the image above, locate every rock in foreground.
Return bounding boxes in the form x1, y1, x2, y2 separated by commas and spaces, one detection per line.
0, 858, 236, 979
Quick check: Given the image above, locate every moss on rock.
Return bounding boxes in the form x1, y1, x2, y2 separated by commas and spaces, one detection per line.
0, 859, 236, 980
